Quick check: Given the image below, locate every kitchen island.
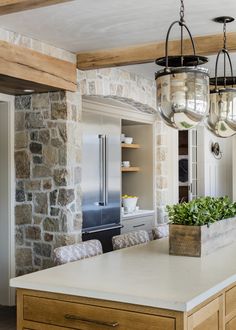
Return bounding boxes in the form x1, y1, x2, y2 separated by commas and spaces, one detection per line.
10, 239, 236, 329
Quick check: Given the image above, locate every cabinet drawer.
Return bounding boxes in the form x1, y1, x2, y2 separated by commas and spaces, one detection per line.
121, 215, 154, 234
226, 285, 236, 319
23, 294, 175, 330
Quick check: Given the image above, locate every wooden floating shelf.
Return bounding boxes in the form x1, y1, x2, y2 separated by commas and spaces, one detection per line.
121, 167, 140, 172
121, 143, 140, 149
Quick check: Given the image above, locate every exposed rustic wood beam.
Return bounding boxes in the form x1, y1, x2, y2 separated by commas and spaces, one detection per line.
0, 40, 77, 93
77, 32, 236, 70
0, 0, 73, 15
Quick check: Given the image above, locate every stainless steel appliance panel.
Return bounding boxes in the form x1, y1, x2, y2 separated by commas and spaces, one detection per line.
101, 115, 121, 226
82, 112, 103, 229
82, 111, 121, 232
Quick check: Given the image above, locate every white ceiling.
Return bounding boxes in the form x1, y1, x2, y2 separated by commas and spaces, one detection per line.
1, 0, 236, 52
0, 0, 235, 79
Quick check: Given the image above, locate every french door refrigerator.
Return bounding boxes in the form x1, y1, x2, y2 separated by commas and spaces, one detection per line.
81, 111, 121, 252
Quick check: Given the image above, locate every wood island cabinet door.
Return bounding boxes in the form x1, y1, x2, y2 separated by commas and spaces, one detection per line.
226, 316, 236, 330
187, 296, 224, 330
225, 285, 236, 327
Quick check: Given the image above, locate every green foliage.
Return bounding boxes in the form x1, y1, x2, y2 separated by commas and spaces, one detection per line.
167, 196, 236, 226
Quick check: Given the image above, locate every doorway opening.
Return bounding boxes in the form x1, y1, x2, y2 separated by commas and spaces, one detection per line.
0, 95, 15, 306
178, 129, 198, 203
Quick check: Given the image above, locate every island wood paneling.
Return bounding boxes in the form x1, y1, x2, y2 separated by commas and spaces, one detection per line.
77, 32, 236, 70
226, 317, 236, 330
16, 285, 236, 330
225, 285, 236, 324
0, 0, 73, 15
17, 289, 185, 330
187, 296, 224, 330
0, 40, 77, 94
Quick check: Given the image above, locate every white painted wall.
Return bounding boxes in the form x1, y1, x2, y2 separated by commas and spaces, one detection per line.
0, 96, 15, 306
197, 126, 232, 199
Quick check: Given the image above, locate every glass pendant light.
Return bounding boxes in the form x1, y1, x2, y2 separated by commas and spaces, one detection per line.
207, 16, 236, 138
155, 0, 209, 130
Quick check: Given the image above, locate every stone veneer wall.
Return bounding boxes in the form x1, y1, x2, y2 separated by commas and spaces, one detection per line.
155, 121, 168, 223
15, 91, 81, 275
15, 68, 169, 274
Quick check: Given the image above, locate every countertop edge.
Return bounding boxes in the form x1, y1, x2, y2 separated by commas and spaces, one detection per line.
186, 274, 236, 311
10, 278, 186, 311
11, 273, 236, 312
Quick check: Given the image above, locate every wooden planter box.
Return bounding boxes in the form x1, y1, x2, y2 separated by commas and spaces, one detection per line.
169, 217, 236, 257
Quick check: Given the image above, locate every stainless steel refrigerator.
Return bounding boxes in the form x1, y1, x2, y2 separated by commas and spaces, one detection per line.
81, 111, 121, 252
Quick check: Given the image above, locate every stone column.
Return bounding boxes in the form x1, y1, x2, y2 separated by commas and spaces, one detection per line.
155, 120, 169, 224
15, 91, 82, 275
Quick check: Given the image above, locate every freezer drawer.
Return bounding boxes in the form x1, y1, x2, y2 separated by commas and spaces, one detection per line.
121, 215, 154, 237
82, 226, 121, 253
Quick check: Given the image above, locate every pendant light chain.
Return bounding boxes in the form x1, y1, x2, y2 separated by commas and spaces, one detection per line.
179, 0, 185, 62
179, 0, 185, 23
223, 21, 227, 87
223, 20, 227, 49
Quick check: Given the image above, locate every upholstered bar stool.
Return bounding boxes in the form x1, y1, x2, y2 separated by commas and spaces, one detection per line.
112, 230, 150, 251
152, 224, 169, 240
53, 239, 103, 265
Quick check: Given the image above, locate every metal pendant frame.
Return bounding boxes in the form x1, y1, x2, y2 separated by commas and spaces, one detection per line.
155, 0, 209, 130
207, 16, 236, 138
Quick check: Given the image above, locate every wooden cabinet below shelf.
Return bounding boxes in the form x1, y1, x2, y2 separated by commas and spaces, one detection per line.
121, 167, 140, 172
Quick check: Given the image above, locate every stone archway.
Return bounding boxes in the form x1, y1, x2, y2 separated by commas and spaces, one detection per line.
77, 68, 157, 114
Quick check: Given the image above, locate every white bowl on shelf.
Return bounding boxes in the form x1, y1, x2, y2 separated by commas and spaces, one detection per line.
122, 197, 138, 213
124, 137, 133, 144
122, 161, 130, 168
121, 134, 126, 143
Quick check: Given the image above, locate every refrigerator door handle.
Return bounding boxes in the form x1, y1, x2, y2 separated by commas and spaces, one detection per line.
98, 134, 107, 206
83, 225, 123, 234
104, 135, 108, 206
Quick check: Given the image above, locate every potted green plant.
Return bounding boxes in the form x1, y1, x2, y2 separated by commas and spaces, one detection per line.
167, 196, 236, 257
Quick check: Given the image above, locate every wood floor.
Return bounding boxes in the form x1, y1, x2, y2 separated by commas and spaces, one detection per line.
0, 306, 16, 330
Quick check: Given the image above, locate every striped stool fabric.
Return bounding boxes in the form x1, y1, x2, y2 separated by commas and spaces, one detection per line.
54, 239, 103, 265
112, 230, 150, 250
152, 224, 169, 240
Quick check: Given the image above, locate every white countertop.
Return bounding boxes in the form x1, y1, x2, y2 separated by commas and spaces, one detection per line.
122, 209, 154, 219
10, 239, 236, 312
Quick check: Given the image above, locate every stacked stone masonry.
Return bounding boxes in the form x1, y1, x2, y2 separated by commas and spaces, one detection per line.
15, 91, 82, 275
15, 68, 169, 274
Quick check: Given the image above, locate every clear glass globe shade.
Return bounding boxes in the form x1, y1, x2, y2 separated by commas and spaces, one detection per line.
207, 89, 236, 138
156, 67, 209, 130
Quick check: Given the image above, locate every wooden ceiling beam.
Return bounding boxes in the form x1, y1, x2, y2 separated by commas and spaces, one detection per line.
0, 0, 73, 15
0, 40, 77, 94
77, 32, 236, 70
